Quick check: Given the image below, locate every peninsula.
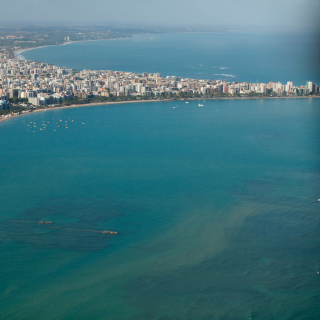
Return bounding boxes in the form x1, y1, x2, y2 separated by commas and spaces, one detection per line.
0, 53, 319, 120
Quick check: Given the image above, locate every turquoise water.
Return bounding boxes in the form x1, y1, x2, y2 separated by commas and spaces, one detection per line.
1, 98, 320, 319
21, 32, 320, 86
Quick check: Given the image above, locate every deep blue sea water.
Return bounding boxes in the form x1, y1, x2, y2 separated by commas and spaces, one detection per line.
21, 32, 320, 86
1, 33, 320, 319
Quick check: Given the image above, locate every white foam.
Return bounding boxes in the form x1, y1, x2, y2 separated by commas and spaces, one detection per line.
213, 74, 236, 78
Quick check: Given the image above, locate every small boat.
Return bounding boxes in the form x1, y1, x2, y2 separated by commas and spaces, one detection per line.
185, 102, 189, 104
82, 122, 85, 124
198, 104, 204, 107
102, 230, 118, 235
38, 221, 52, 224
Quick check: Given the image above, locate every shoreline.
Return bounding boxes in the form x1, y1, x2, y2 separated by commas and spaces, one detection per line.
13, 31, 227, 60
14, 37, 132, 60
5, 37, 319, 125
1, 95, 319, 125
12, 35, 319, 88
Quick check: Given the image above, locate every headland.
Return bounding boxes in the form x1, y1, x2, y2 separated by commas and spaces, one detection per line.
0, 43, 319, 123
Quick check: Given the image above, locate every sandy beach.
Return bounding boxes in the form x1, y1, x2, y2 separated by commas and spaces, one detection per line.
0, 99, 164, 124
14, 37, 129, 60
15, 42, 77, 60
1, 95, 319, 126
8, 39, 317, 127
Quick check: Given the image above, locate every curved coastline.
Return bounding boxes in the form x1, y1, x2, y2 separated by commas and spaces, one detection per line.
15, 42, 74, 60
14, 37, 129, 61
1, 95, 319, 125
4, 34, 318, 126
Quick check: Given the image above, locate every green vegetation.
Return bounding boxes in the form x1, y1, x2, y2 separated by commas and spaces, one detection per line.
54, 91, 317, 107
0, 105, 29, 116
0, 26, 132, 58
0, 24, 230, 58
1, 91, 318, 118
8, 97, 28, 104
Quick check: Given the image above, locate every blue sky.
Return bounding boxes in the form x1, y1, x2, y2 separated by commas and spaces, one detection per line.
1, 0, 319, 30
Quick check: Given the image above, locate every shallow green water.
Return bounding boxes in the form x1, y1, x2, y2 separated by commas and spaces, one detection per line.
0, 98, 320, 319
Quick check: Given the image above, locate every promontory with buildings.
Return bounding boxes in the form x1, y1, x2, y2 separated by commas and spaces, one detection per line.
0, 53, 319, 117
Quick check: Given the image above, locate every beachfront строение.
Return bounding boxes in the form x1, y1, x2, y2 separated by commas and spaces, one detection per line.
0, 54, 319, 115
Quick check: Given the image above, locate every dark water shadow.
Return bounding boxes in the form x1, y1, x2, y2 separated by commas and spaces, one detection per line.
0, 197, 142, 252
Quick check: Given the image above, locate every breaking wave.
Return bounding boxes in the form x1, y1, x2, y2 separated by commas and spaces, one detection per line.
213, 74, 236, 78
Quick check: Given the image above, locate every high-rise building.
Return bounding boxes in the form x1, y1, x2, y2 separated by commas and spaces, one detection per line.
268, 81, 274, 89
9, 89, 19, 98
0, 99, 8, 110
306, 81, 313, 92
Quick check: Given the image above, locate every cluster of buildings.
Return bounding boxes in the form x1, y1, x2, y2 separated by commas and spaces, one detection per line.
0, 55, 318, 109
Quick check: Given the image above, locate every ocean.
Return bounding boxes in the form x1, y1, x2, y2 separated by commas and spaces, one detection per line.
20, 31, 320, 86
1, 32, 320, 319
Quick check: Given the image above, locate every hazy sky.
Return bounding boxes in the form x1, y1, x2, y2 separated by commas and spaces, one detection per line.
1, 0, 320, 30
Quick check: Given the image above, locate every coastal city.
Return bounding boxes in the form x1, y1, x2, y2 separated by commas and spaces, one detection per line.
2, 0, 320, 316
0, 54, 319, 116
